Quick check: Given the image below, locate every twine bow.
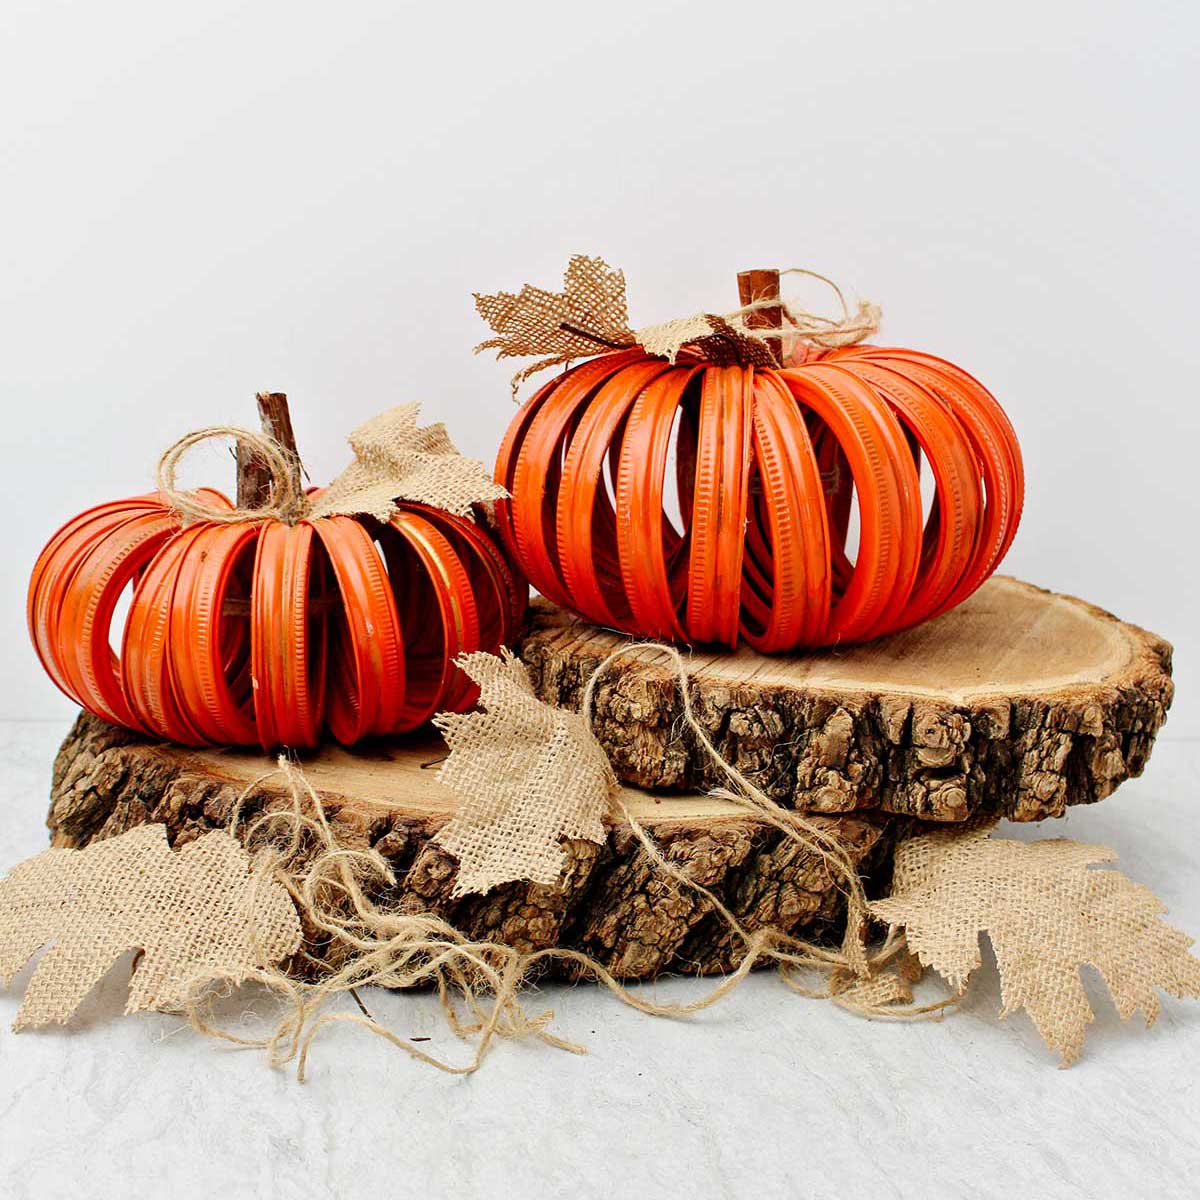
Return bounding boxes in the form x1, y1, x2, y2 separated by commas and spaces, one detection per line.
157, 426, 307, 526
155, 403, 507, 527
727, 268, 883, 351
474, 255, 882, 394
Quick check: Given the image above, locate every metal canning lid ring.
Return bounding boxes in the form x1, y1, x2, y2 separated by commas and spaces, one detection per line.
779, 366, 919, 644
274, 522, 328, 749
176, 522, 260, 745
834, 358, 981, 630
854, 352, 1021, 615
615, 367, 697, 642
464, 520, 527, 647
492, 369, 567, 571
386, 511, 481, 725
249, 521, 284, 750
122, 523, 209, 743
410, 504, 523, 652
251, 521, 329, 750
28, 498, 163, 700
557, 358, 673, 629
685, 365, 753, 647
741, 370, 831, 649
509, 353, 637, 611
166, 528, 253, 748
57, 511, 177, 730
313, 516, 406, 743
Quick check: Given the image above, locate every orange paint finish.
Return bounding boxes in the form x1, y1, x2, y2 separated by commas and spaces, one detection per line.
28, 492, 525, 750
493, 347, 1022, 651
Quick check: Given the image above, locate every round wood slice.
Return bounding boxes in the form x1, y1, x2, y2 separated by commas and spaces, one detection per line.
46, 714, 895, 981
515, 577, 1174, 823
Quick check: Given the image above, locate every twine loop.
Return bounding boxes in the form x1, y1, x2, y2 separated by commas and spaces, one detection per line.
730, 267, 883, 352
155, 407, 505, 530
182, 645, 956, 1080
156, 426, 307, 526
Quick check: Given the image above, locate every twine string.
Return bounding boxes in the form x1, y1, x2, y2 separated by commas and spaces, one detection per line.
727, 267, 882, 354
155, 426, 307, 526
477, 255, 882, 390
182, 647, 961, 1080
633, 269, 880, 369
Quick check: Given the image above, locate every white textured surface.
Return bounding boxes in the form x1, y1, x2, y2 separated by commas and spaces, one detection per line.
0, 721, 1198, 1199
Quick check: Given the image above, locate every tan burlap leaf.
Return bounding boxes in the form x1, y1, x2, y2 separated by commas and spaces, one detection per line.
870, 823, 1200, 1065
830, 966, 914, 1009
308, 402, 507, 523
635, 313, 780, 367
474, 254, 637, 395
0, 825, 301, 1030
633, 312, 714, 361
433, 649, 616, 897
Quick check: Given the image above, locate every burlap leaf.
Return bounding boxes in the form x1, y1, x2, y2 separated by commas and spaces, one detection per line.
870, 823, 1200, 1065
433, 649, 616, 897
637, 312, 781, 368
830, 966, 914, 1010
0, 825, 300, 1030
474, 256, 883, 393
307, 402, 507, 523
474, 254, 638, 395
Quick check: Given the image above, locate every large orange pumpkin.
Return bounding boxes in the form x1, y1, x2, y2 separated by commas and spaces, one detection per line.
493, 344, 1022, 651
29, 432, 524, 750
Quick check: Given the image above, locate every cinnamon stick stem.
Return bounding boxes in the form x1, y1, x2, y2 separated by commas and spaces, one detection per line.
236, 392, 302, 508
737, 269, 783, 364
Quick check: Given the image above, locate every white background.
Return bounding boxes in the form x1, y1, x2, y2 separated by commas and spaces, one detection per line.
2, 0, 1197, 736
1, 5, 1198, 1197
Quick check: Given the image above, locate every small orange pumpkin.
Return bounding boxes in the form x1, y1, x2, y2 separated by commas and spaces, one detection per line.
29, 414, 525, 750
493, 343, 1022, 651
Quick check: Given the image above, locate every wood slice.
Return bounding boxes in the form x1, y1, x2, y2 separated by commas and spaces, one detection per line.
516, 577, 1174, 823
45, 713, 896, 981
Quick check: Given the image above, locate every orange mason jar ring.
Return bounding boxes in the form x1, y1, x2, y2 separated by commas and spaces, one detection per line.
251, 521, 328, 749
740, 369, 830, 650
55, 509, 179, 730
556, 358, 673, 628
122, 523, 209, 744
313, 516, 407, 744
614, 367, 699, 642
29, 495, 167, 700
386, 510, 482, 723
502, 352, 643, 610
171, 522, 260, 746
